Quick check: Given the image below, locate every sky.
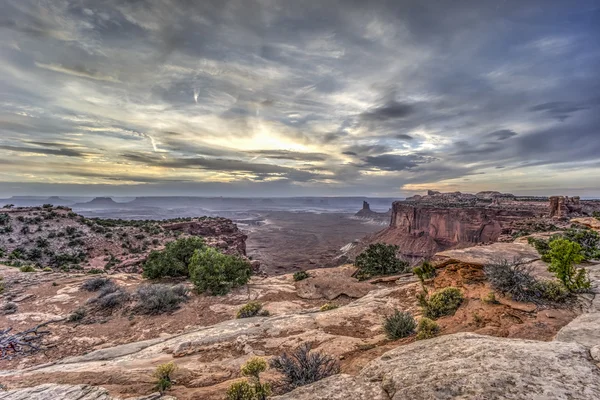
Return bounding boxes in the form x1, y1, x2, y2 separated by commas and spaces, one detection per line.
0, 0, 599, 197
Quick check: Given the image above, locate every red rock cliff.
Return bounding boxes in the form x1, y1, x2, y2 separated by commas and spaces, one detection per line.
355, 202, 538, 258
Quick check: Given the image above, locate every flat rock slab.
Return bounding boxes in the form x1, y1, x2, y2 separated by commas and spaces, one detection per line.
295, 267, 374, 300
273, 332, 600, 400
0, 384, 174, 400
435, 242, 552, 278
555, 312, 600, 348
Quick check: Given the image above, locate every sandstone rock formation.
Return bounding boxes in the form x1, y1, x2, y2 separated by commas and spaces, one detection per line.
0, 207, 248, 272
354, 202, 391, 224
549, 195, 583, 218
356, 202, 538, 258
272, 332, 600, 400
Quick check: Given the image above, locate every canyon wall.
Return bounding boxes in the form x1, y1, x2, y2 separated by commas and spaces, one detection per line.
355, 201, 540, 258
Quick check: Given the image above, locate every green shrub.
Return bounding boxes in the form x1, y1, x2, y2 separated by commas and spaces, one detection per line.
227, 358, 271, 400
153, 362, 177, 394
419, 287, 464, 319
354, 243, 409, 280
533, 280, 570, 302
189, 247, 251, 295
42, 267, 52, 272
237, 301, 268, 318
270, 343, 339, 391
293, 271, 310, 281
134, 284, 189, 315
527, 237, 551, 261
142, 237, 206, 279
413, 261, 436, 282
383, 310, 416, 339
319, 303, 338, 312
562, 226, 600, 260
19, 265, 36, 273
546, 238, 590, 291
481, 291, 498, 304
415, 317, 440, 340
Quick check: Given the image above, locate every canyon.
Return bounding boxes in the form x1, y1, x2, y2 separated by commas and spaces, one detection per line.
0, 193, 599, 399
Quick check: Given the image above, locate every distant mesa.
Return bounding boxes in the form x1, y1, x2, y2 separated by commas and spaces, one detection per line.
73, 197, 131, 208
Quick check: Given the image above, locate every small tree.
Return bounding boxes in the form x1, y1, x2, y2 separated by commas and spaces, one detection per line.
413, 261, 436, 282
546, 239, 590, 291
354, 243, 409, 280
189, 247, 251, 295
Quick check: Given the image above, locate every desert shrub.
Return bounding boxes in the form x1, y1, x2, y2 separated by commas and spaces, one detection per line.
228, 357, 271, 400
143, 250, 188, 279
42, 267, 52, 272
593, 211, 600, 219
484, 259, 540, 302
270, 343, 340, 391
415, 317, 440, 340
134, 284, 189, 315
27, 248, 43, 260
413, 261, 436, 282
419, 287, 464, 319
142, 237, 207, 279
20, 225, 31, 235
19, 265, 36, 272
35, 237, 49, 248
527, 237, 552, 261
481, 291, 499, 304
546, 239, 590, 291
0, 278, 4, 294
68, 307, 87, 322
81, 277, 112, 292
354, 243, 410, 280
87, 268, 104, 275
189, 247, 252, 295
384, 310, 416, 339
3, 302, 17, 315
42, 204, 53, 209
0, 213, 10, 225
533, 280, 570, 302
237, 301, 268, 318
293, 271, 310, 281
65, 226, 77, 236
562, 226, 600, 260
153, 362, 177, 394
319, 303, 338, 312
88, 283, 129, 310
51, 251, 86, 267
241, 357, 268, 379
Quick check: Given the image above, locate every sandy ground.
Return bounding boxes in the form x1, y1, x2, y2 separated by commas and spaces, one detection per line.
245, 212, 384, 275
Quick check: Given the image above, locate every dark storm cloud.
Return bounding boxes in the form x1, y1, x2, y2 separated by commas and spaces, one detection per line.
1, 0, 600, 196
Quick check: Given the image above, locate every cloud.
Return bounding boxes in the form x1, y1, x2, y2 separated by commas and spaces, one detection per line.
0, 0, 599, 196
35, 62, 120, 82
0, 145, 89, 157
362, 154, 430, 171
486, 129, 517, 141
360, 100, 416, 121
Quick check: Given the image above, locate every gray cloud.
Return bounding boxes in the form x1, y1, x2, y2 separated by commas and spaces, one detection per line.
0, 0, 599, 196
